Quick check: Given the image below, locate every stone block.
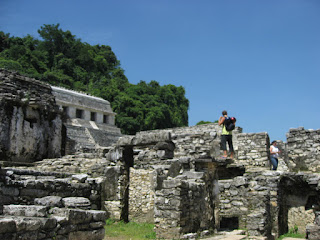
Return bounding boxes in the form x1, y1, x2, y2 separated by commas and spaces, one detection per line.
1, 186, 19, 196
34, 196, 62, 207
3, 205, 48, 217
72, 174, 88, 183
67, 209, 93, 224
0, 218, 16, 233
163, 179, 186, 189
182, 171, 204, 179
306, 224, 320, 240
62, 197, 91, 209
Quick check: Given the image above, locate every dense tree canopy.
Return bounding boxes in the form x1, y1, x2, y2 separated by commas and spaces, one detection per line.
0, 24, 189, 134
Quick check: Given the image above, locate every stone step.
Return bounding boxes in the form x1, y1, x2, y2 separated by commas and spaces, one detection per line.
3, 197, 94, 219
3, 205, 48, 218
0, 215, 57, 235
0, 207, 107, 240
35, 196, 92, 209
62, 197, 91, 209
2, 204, 107, 220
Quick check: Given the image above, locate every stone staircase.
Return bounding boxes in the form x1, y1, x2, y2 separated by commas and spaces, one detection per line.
0, 167, 107, 240
65, 125, 122, 155
0, 200, 106, 240
65, 125, 97, 154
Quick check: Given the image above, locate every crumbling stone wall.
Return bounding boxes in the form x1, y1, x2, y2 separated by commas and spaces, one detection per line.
306, 205, 320, 240
0, 69, 62, 162
217, 172, 279, 238
236, 132, 270, 170
104, 130, 220, 238
278, 172, 320, 237
138, 123, 242, 160
0, 167, 106, 240
0, 206, 106, 240
218, 176, 249, 230
154, 166, 217, 239
0, 168, 102, 209
286, 127, 320, 172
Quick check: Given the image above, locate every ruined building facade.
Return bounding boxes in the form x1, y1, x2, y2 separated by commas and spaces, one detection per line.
51, 86, 121, 155
0, 69, 320, 240
0, 69, 121, 163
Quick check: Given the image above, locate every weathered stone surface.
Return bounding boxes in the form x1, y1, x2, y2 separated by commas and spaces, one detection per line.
3, 205, 48, 217
62, 197, 91, 209
72, 174, 89, 183
0, 69, 62, 162
34, 196, 62, 207
306, 224, 320, 240
286, 127, 320, 172
0, 218, 16, 233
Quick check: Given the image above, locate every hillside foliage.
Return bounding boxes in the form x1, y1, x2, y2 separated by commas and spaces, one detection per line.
0, 24, 189, 134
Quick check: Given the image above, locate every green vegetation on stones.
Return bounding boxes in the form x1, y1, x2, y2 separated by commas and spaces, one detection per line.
276, 226, 305, 240
196, 120, 218, 125
105, 219, 156, 239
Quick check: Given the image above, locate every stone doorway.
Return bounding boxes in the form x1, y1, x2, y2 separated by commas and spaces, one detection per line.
278, 175, 318, 236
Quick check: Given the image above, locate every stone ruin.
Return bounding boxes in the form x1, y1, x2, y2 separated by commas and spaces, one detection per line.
51, 86, 121, 155
0, 69, 320, 239
0, 68, 121, 163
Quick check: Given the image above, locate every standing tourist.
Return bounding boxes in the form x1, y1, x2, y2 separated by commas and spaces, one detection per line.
218, 110, 234, 159
270, 140, 280, 170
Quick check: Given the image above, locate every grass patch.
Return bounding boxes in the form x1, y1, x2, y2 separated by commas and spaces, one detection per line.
276, 226, 305, 240
105, 219, 156, 240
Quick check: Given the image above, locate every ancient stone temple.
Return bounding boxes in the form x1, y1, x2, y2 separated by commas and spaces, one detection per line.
0, 69, 320, 240
51, 86, 122, 155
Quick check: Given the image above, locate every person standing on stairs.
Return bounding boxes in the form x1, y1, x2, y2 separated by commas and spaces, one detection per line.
218, 110, 234, 159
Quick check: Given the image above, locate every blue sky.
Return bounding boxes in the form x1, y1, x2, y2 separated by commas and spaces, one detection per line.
1, 0, 319, 141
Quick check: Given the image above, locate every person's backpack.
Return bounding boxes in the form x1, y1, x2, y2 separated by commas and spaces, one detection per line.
224, 117, 235, 131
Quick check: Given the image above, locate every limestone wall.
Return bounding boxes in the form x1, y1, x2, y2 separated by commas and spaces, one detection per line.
129, 168, 155, 223
0, 69, 62, 162
0, 167, 107, 240
278, 172, 320, 237
235, 132, 270, 170
218, 176, 249, 230
286, 127, 320, 172
0, 168, 102, 209
154, 167, 216, 239
0, 206, 106, 240
137, 123, 242, 161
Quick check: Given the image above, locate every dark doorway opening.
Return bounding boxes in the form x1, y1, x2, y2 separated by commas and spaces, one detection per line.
220, 216, 239, 230
120, 146, 134, 223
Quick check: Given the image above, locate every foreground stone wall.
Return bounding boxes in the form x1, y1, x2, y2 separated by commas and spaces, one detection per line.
0, 205, 106, 240
0, 69, 62, 162
0, 168, 102, 210
154, 166, 216, 239
286, 127, 320, 172
0, 167, 107, 240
